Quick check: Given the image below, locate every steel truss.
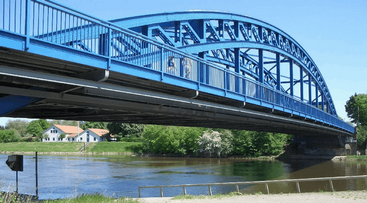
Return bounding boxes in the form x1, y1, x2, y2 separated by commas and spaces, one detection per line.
111, 12, 335, 115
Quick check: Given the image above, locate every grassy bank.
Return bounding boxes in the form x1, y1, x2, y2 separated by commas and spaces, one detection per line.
0, 193, 139, 203
0, 142, 142, 154
346, 155, 367, 160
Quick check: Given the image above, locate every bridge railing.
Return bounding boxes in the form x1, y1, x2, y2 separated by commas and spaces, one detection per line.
0, 0, 354, 133
138, 175, 367, 197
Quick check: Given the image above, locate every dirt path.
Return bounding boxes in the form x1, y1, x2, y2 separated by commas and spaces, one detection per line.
139, 191, 367, 203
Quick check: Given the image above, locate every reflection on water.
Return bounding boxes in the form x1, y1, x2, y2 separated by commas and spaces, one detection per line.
0, 154, 366, 199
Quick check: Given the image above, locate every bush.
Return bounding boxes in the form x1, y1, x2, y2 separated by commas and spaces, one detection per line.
142, 125, 203, 155
120, 137, 143, 142
231, 130, 291, 157
356, 125, 367, 149
196, 129, 233, 157
0, 130, 20, 143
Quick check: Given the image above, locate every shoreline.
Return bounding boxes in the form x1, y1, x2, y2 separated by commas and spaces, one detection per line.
0, 151, 356, 161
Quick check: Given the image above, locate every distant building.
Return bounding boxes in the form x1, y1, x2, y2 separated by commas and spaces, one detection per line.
42, 125, 114, 142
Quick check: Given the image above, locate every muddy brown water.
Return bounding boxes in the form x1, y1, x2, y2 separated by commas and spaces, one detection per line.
0, 154, 366, 199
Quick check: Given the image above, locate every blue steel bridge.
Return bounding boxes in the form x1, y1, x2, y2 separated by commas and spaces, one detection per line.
0, 0, 354, 145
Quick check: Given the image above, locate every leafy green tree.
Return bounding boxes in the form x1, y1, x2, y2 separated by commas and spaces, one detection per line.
142, 125, 203, 155
107, 123, 145, 140
231, 130, 259, 157
49, 120, 77, 126
356, 125, 367, 149
81, 121, 107, 130
38, 119, 50, 131
25, 119, 50, 140
345, 93, 367, 125
0, 129, 20, 142
5, 119, 29, 137
231, 130, 291, 157
0, 125, 4, 130
59, 133, 66, 140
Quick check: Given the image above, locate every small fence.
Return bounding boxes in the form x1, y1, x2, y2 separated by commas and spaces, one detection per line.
138, 175, 367, 197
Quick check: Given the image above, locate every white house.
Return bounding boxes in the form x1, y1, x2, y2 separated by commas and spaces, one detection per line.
42, 125, 114, 142
42, 125, 83, 142
70, 128, 110, 142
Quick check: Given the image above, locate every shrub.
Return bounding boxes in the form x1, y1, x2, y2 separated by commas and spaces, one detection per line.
142, 125, 203, 155
196, 129, 233, 157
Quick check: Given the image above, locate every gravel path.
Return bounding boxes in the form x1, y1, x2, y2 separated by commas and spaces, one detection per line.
139, 191, 367, 203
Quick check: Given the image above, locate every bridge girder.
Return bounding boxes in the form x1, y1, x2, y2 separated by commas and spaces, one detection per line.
111, 11, 336, 116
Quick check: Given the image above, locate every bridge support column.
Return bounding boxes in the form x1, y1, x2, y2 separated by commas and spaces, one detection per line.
291, 134, 357, 156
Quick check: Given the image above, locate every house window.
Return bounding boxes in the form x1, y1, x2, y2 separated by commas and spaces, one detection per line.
94, 137, 97, 141
80, 138, 83, 141
53, 138, 55, 141
72, 138, 74, 141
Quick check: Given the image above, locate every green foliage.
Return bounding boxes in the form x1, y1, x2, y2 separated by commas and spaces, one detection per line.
4, 119, 29, 137
59, 133, 66, 140
90, 142, 142, 153
40, 194, 139, 203
120, 137, 143, 142
356, 125, 367, 149
197, 129, 233, 157
0, 130, 20, 143
142, 125, 203, 155
25, 120, 44, 139
107, 123, 145, 140
80, 121, 107, 130
24, 119, 50, 140
49, 120, 77, 126
231, 130, 291, 157
345, 93, 367, 125
0, 142, 85, 152
38, 119, 50, 130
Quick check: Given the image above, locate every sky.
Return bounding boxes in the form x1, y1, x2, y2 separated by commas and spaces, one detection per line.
1, 0, 366, 126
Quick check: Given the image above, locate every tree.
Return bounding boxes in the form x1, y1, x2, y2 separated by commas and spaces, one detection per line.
25, 119, 50, 140
107, 122, 145, 140
81, 121, 107, 130
197, 129, 233, 157
49, 120, 77, 126
59, 133, 66, 140
0, 130, 20, 142
142, 125, 204, 155
5, 119, 29, 137
345, 93, 367, 125
356, 125, 367, 149
231, 130, 291, 157
38, 119, 50, 131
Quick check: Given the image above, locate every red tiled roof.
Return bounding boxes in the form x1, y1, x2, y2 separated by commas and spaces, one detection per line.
88, 128, 110, 137
54, 125, 83, 134
67, 133, 78, 138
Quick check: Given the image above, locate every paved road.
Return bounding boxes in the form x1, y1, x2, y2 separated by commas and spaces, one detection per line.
139, 191, 367, 203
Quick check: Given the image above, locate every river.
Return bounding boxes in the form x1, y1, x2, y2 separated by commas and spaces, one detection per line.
0, 154, 366, 200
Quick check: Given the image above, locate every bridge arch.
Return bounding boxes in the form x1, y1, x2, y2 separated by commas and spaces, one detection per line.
111, 11, 336, 116
0, 1, 353, 137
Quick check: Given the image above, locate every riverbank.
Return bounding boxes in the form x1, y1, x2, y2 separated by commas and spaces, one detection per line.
140, 191, 367, 203
1, 142, 366, 161
0, 142, 141, 155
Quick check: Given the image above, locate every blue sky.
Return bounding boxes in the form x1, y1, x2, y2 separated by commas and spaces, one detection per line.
1, 0, 366, 126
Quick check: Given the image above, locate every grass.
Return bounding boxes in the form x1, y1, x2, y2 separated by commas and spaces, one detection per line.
89, 142, 142, 153
0, 142, 84, 152
346, 155, 367, 160
0, 193, 140, 203
0, 142, 143, 154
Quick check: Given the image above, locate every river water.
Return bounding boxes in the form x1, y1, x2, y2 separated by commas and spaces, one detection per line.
0, 154, 366, 200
